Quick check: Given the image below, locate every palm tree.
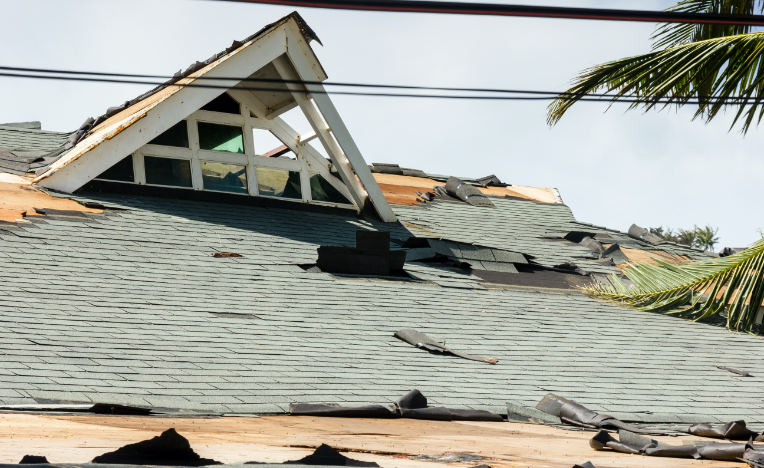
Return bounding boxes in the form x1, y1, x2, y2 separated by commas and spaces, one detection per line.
547, 0, 764, 134
695, 225, 721, 251
551, 1, 764, 331
585, 238, 764, 333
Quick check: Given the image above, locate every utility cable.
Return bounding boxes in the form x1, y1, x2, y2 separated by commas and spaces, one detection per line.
0, 66, 759, 105
213, 0, 764, 26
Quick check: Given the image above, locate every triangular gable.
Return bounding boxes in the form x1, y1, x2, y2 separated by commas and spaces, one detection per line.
34, 13, 396, 222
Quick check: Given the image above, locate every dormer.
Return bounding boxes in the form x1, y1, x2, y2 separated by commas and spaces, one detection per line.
34, 13, 396, 222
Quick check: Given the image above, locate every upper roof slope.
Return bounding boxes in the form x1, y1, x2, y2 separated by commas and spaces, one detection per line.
0, 126, 70, 175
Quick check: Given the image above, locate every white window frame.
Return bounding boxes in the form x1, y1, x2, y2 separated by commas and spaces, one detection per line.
95, 92, 355, 208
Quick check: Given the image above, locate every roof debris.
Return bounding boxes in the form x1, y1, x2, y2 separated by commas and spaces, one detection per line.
394, 329, 498, 364
91, 428, 220, 466
443, 176, 495, 207
282, 444, 379, 467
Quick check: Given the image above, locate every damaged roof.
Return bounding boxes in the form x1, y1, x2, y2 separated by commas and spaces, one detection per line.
0, 11, 753, 434
0, 187, 760, 424
0, 125, 71, 175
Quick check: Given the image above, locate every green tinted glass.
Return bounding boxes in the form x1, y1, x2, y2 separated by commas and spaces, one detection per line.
310, 174, 351, 204
257, 167, 302, 199
201, 161, 248, 194
148, 121, 189, 148
198, 122, 244, 153
144, 156, 192, 188
97, 155, 134, 182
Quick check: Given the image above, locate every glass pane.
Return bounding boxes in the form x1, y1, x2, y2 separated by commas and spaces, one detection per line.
257, 167, 302, 199
148, 121, 189, 148
198, 122, 244, 153
97, 155, 134, 182
201, 161, 248, 194
201, 93, 240, 114
310, 174, 351, 204
144, 156, 192, 188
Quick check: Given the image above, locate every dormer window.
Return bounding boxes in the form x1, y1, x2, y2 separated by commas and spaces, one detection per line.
42, 16, 397, 222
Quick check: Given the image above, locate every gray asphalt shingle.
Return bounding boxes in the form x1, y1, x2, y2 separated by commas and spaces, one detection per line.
0, 193, 760, 423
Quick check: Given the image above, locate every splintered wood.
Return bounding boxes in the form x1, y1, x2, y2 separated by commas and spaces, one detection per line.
0, 414, 736, 468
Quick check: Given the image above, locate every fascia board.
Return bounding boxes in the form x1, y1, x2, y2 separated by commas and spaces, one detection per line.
35, 26, 291, 193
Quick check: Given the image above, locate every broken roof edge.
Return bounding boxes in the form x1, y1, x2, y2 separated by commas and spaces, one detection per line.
32, 15, 315, 191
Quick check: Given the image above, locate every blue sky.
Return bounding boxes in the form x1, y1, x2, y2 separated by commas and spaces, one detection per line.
1, 0, 761, 247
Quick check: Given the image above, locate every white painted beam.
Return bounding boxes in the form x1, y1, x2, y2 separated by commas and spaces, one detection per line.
282, 24, 397, 222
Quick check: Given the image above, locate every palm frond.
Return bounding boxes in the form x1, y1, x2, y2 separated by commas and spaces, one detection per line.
547, 31, 764, 133
583, 238, 764, 333
651, 0, 763, 50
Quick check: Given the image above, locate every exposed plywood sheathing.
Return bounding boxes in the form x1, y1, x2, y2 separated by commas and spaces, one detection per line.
607, 244, 691, 268
372, 173, 563, 205
0, 414, 726, 468
0, 180, 102, 222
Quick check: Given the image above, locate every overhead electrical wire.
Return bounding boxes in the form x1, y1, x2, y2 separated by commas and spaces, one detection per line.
213, 0, 764, 26
0, 65, 758, 106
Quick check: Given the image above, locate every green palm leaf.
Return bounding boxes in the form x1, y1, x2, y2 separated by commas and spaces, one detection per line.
652, 0, 763, 50
583, 238, 764, 333
547, 0, 764, 133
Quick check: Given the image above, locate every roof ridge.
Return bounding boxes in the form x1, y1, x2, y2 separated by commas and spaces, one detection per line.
0, 125, 70, 135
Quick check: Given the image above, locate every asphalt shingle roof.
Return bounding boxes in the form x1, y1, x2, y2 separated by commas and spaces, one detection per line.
0, 193, 761, 423
0, 126, 69, 152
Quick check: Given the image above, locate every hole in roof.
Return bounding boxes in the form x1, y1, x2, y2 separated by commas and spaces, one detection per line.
257, 167, 302, 199
200, 93, 240, 114
198, 122, 244, 153
279, 106, 313, 136
96, 155, 135, 183
148, 121, 189, 148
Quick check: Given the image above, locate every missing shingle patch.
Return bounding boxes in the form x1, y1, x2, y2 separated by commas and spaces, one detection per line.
212, 252, 242, 258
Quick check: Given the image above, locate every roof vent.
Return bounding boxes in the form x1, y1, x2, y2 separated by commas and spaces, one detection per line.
316, 230, 406, 276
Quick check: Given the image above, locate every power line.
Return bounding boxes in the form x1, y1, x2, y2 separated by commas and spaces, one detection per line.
0, 65, 759, 105
214, 0, 764, 26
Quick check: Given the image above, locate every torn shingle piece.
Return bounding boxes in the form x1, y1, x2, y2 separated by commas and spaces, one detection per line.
445, 177, 495, 208
91, 428, 220, 466
394, 329, 497, 364
283, 444, 380, 467
689, 420, 763, 440
717, 366, 752, 376
601, 243, 629, 265
289, 403, 397, 418
394, 390, 503, 422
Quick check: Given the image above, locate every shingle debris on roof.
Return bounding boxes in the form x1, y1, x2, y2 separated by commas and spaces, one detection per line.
0, 125, 71, 175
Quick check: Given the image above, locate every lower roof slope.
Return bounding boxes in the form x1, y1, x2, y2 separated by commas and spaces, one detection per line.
0, 192, 761, 423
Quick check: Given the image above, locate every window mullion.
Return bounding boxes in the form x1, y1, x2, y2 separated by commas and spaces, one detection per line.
187, 118, 203, 190
242, 106, 259, 197
134, 150, 146, 185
